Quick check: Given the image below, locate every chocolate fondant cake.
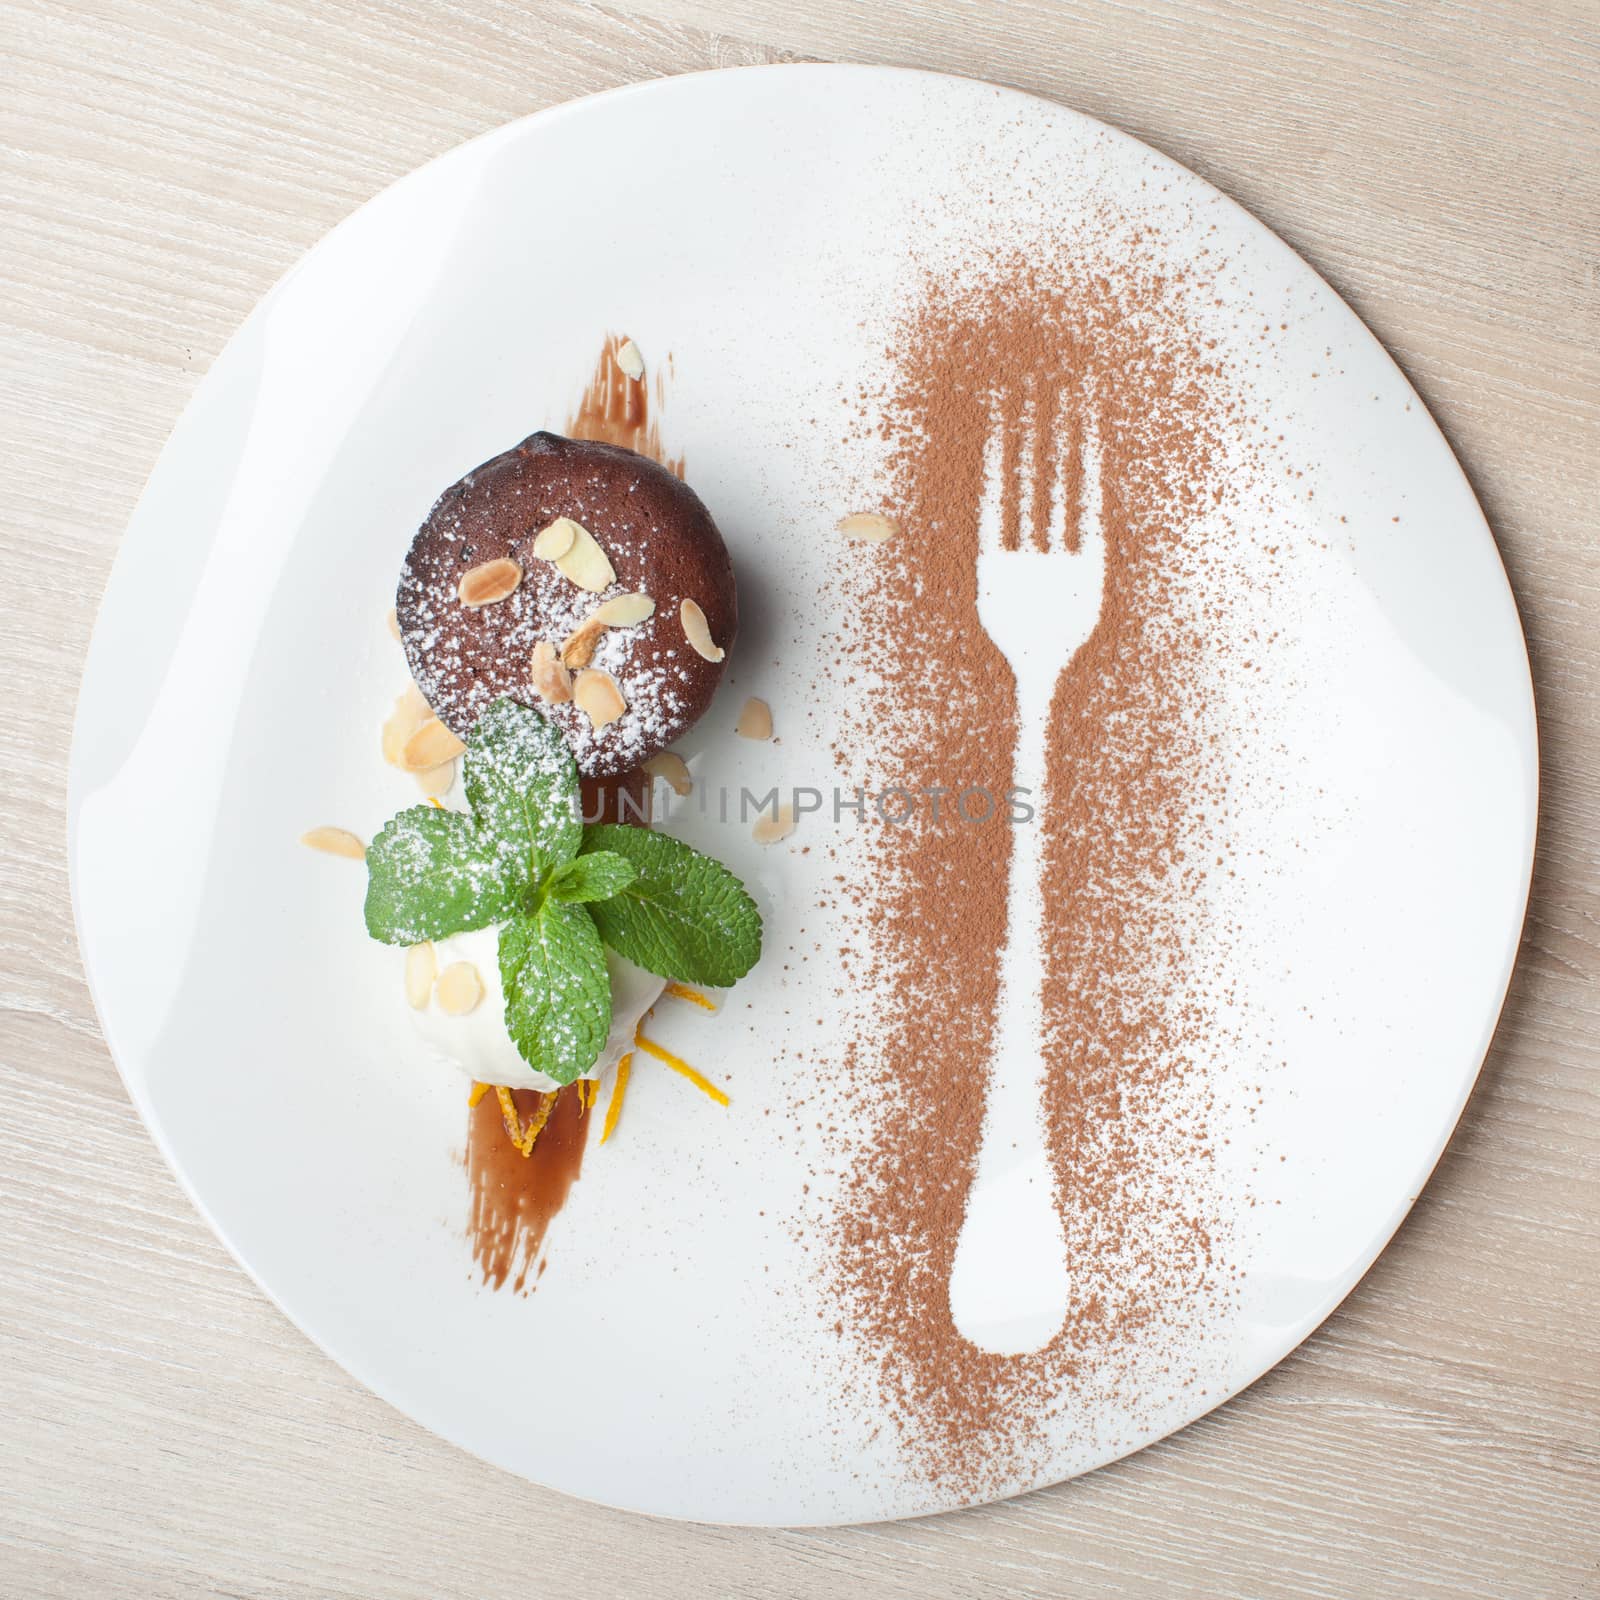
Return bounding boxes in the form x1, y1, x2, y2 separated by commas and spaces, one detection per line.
397, 432, 736, 777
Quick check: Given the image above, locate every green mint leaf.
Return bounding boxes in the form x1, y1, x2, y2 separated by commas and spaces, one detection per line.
546, 850, 637, 904
581, 823, 762, 987
498, 902, 612, 1085
364, 806, 520, 945
365, 702, 577, 946
463, 698, 581, 877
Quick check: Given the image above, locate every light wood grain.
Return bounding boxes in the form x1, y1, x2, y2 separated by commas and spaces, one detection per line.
2, 1, 1597, 1595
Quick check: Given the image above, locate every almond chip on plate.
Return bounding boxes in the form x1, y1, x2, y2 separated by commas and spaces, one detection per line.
300, 826, 366, 859
381, 682, 432, 766
837, 512, 898, 543
752, 806, 796, 845
680, 598, 725, 662
735, 697, 773, 740
457, 556, 522, 606
401, 717, 467, 771
643, 751, 692, 797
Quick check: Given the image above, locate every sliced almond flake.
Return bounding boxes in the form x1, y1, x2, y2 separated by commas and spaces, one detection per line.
532, 517, 579, 560
414, 758, 455, 798
300, 826, 365, 859
554, 522, 617, 593
735, 697, 773, 740
457, 556, 523, 607
643, 750, 692, 797
679, 598, 725, 663
436, 961, 484, 1016
837, 512, 898, 543
401, 717, 467, 772
386, 606, 401, 641
559, 617, 604, 670
752, 805, 796, 845
404, 942, 436, 1009
616, 338, 645, 381
530, 639, 573, 703
573, 668, 626, 730
381, 682, 432, 766
588, 591, 655, 627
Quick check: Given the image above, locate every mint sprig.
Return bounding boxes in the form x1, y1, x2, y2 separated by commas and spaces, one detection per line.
364, 701, 577, 946
498, 899, 612, 1084
462, 696, 582, 873
547, 851, 636, 904
363, 698, 762, 1085
581, 824, 762, 988
362, 805, 522, 944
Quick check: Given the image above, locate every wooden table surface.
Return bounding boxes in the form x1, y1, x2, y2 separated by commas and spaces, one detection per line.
4, 2, 1598, 1595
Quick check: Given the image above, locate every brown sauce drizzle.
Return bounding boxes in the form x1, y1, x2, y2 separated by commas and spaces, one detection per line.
466, 1084, 593, 1293
567, 333, 683, 477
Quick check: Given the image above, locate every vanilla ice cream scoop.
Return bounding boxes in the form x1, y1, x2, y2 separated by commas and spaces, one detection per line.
408, 923, 664, 1092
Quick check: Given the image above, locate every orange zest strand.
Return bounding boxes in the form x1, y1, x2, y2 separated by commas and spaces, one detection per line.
489, 1085, 551, 1157
634, 1032, 730, 1107
467, 1080, 489, 1108
495, 1085, 520, 1141
427, 796, 444, 809
601, 1054, 631, 1144
663, 982, 716, 1012
515, 1092, 555, 1157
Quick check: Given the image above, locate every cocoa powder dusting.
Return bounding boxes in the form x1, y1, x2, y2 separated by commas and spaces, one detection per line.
827, 243, 1244, 1495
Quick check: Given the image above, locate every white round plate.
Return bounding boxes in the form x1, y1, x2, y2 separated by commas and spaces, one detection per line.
70, 65, 1535, 1524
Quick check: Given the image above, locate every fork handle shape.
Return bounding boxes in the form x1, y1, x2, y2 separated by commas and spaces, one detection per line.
947, 674, 1072, 1355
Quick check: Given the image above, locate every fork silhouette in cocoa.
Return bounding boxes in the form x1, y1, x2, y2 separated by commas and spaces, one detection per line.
947, 383, 1106, 1355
